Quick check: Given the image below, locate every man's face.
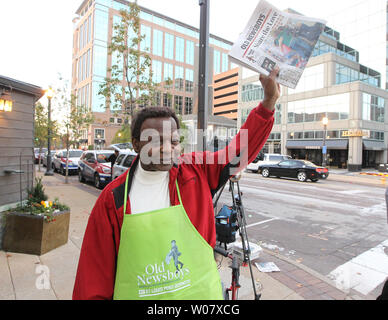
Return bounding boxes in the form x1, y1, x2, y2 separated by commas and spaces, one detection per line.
132, 117, 181, 172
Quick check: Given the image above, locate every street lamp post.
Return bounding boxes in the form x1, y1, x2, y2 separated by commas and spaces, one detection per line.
45, 88, 54, 176
322, 117, 329, 167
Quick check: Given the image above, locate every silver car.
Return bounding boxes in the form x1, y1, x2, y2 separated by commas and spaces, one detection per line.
42, 150, 56, 167
112, 150, 137, 180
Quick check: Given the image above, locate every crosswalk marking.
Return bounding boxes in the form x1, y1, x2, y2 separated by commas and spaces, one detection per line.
328, 240, 388, 295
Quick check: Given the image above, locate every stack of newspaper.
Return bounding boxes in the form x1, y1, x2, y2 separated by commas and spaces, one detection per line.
229, 0, 327, 89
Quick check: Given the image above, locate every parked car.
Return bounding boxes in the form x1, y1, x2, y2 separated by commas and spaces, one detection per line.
34, 148, 47, 164
259, 159, 329, 182
42, 150, 56, 167
112, 150, 137, 180
78, 150, 115, 189
246, 153, 292, 173
110, 142, 134, 151
52, 149, 83, 175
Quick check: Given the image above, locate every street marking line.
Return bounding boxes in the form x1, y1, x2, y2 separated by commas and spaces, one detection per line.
328, 239, 388, 295
246, 218, 279, 229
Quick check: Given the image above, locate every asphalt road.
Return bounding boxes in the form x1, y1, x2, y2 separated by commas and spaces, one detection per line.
48, 167, 388, 298
215, 171, 388, 298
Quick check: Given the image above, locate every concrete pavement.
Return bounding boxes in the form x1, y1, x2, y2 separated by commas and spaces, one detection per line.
0, 167, 383, 300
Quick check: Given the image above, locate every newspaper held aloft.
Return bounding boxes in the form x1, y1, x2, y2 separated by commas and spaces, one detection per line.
229, 0, 327, 89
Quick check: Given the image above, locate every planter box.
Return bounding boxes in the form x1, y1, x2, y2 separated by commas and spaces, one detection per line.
2, 210, 70, 256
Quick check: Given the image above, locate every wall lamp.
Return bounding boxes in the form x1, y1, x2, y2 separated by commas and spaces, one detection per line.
0, 90, 13, 112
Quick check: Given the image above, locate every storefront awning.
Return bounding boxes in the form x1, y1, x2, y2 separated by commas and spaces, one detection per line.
286, 140, 348, 150
363, 140, 386, 151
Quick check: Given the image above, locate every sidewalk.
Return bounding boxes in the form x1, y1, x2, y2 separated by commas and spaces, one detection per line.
0, 169, 371, 300
326, 168, 388, 189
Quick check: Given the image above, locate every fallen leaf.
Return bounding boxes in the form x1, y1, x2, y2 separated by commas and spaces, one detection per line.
297, 283, 304, 288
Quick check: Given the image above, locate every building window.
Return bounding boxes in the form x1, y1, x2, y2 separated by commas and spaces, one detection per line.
152, 60, 162, 84
94, 9, 109, 44
221, 53, 228, 72
186, 40, 194, 65
92, 81, 106, 112
154, 92, 161, 107
163, 93, 172, 107
336, 64, 380, 87
185, 68, 194, 93
289, 64, 324, 94
185, 97, 193, 115
153, 29, 163, 57
287, 94, 350, 124
140, 24, 151, 53
95, 128, 105, 139
214, 50, 221, 75
241, 83, 264, 103
140, 10, 153, 22
174, 95, 183, 114
176, 37, 185, 63
362, 93, 385, 122
274, 104, 281, 125
93, 45, 108, 78
164, 32, 174, 60
164, 63, 173, 88
175, 66, 184, 91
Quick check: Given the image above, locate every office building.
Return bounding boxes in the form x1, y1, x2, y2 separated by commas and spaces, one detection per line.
238, 25, 388, 171
72, 0, 235, 148
325, 0, 388, 89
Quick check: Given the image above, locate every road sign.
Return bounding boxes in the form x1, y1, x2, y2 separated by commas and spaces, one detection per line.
322, 146, 327, 154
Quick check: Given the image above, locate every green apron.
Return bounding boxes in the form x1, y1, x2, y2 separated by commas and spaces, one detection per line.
113, 171, 223, 300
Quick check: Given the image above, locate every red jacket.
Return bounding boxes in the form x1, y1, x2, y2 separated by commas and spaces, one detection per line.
72, 103, 274, 300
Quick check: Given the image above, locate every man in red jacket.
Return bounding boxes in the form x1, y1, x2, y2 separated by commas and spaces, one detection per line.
73, 69, 280, 300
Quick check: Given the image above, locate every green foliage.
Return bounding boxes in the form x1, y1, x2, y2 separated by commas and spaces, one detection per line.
98, 1, 162, 119
53, 76, 94, 150
111, 124, 132, 144
15, 180, 69, 222
27, 177, 48, 205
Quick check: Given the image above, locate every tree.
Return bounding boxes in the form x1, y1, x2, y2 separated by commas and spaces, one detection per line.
54, 75, 94, 183
98, 1, 161, 122
34, 102, 60, 172
34, 102, 47, 172
67, 94, 94, 149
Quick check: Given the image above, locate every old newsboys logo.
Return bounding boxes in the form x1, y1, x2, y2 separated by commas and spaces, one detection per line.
136, 240, 191, 297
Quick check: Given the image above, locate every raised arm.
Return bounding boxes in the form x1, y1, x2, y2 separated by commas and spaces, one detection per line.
198, 68, 281, 194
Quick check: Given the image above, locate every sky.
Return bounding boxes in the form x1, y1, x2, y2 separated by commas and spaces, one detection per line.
0, 0, 370, 91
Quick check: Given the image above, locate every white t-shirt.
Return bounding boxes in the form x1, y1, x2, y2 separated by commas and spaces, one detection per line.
129, 163, 170, 215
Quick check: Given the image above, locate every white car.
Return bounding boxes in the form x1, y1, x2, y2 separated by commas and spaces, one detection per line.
78, 150, 115, 189
52, 149, 83, 175
246, 153, 292, 173
112, 150, 137, 180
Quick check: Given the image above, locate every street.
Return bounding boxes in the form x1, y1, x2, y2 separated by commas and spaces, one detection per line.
47, 168, 388, 299
216, 171, 388, 298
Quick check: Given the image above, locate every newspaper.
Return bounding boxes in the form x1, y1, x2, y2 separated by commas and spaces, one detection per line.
229, 0, 327, 89
255, 262, 280, 273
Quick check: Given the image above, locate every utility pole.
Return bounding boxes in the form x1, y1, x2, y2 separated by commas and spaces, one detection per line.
197, 0, 210, 152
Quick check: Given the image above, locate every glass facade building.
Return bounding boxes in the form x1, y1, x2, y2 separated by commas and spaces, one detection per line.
72, 0, 234, 147
238, 22, 388, 171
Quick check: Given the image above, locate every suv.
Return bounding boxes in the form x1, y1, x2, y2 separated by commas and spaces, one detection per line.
78, 150, 115, 189
52, 149, 83, 175
112, 150, 137, 180
246, 153, 292, 173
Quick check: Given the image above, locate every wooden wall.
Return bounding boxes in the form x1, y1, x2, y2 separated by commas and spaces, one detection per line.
0, 90, 35, 208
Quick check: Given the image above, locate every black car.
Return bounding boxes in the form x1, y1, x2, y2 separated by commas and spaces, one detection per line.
259, 160, 329, 182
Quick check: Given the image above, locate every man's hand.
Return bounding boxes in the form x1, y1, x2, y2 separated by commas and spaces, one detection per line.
260, 67, 281, 112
